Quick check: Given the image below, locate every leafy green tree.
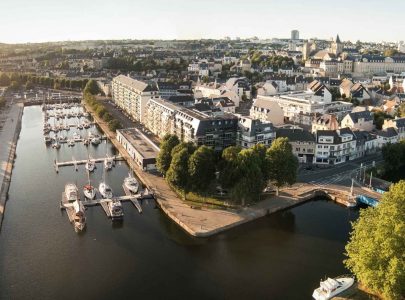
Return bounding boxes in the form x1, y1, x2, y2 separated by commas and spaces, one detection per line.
188, 146, 215, 193
0, 73, 11, 86
345, 181, 405, 300
95, 105, 107, 118
83, 79, 100, 95
102, 112, 112, 122
166, 148, 191, 199
373, 110, 392, 130
381, 141, 405, 182
108, 119, 122, 132
252, 144, 270, 182
156, 134, 180, 176
397, 102, 405, 118
266, 138, 298, 195
231, 149, 265, 205
219, 146, 242, 189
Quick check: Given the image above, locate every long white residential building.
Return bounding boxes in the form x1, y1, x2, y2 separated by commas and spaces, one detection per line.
112, 75, 160, 123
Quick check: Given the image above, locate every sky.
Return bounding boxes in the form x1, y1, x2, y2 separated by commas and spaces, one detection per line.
0, 0, 403, 44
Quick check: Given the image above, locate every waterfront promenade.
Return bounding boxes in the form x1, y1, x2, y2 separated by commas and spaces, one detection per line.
85, 101, 383, 237
0, 102, 23, 230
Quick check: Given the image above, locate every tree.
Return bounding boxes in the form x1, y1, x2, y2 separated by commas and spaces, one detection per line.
397, 102, 405, 118
266, 138, 298, 195
219, 146, 242, 189
83, 79, 100, 95
95, 105, 107, 118
345, 181, 405, 300
0, 73, 11, 86
381, 141, 405, 182
188, 146, 215, 194
373, 110, 392, 130
231, 149, 265, 205
156, 134, 180, 176
166, 148, 191, 199
108, 119, 122, 132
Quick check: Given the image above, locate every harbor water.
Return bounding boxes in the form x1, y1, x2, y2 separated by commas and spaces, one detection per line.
0, 106, 359, 299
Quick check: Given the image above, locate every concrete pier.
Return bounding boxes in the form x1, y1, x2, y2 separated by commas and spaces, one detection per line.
0, 103, 24, 231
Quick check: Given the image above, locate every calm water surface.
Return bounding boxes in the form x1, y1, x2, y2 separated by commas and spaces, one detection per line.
0, 107, 359, 299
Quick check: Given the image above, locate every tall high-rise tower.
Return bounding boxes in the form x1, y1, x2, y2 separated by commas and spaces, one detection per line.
291, 30, 299, 40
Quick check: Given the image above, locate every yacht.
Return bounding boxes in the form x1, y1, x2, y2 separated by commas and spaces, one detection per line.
72, 132, 81, 141
104, 157, 113, 170
124, 173, 139, 194
107, 199, 123, 220
91, 135, 101, 145
44, 135, 52, 145
77, 123, 84, 130
52, 139, 61, 149
67, 139, 75, 147
83, 184, 96, 200
312, 276, 354, 300
85, 159, 95, 172
99, 182, 113, 199
58, 135, 67, 143
83, 138, 90, 146
65, 183, 86, 231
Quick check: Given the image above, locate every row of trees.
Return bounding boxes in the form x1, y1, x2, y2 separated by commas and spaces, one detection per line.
157, 135, 298, 205
248, 51, 295, 71
345, 180, 405, 300
107, 57, 188, 73
381, 140, 405, 182
0, 72, 89, 91
83, 80, 122, 132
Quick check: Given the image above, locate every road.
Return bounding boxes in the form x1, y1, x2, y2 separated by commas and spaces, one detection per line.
99, 99, 161, 146
298, 153, 384, 190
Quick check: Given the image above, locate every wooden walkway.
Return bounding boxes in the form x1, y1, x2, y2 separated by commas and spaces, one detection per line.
54, 155, 123, 172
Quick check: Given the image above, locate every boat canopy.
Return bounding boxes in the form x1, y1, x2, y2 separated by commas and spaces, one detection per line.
320, 278, 339, 291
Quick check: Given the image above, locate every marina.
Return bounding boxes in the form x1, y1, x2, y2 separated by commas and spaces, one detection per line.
0, 105, 366, 299
42, 103, 151, 230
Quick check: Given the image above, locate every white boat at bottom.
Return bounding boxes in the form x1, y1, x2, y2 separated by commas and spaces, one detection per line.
64, 184, 86, 232
99, 182, 113, 199
312, 276, 354, 300
107, 199, 124, 220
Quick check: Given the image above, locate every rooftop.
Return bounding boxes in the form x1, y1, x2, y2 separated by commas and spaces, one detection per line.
118, 128, 160, 159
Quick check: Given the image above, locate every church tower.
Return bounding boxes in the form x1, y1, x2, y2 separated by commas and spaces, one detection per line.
331, 34, 343, 56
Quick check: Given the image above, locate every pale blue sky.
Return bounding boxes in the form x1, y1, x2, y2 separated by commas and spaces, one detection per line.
0, 0, 403, 43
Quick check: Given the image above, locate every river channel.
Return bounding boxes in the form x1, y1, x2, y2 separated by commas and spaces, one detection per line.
0, 106, 359, 299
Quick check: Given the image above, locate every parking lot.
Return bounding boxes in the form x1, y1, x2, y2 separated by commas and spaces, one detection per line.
101, 99, 161, 146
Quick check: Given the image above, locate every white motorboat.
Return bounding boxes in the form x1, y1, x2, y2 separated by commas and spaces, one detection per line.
99, 182, 113, 199
77, 124, 84, 130
104, 157, 113, 170
58, 135, 67, 143
83, 138, 90, 146
52, 139, 61, 149
91, 136, 101, 145
72, 132, 81, 141
312, 276, 354, 300
107, 199, 123, 220
67, 139, 75, 147
85, 159, 95, 172
65, 184, 84, 233
124, 173, 139, 194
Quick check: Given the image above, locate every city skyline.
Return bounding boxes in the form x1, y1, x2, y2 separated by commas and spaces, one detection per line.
0, 0, 404, 44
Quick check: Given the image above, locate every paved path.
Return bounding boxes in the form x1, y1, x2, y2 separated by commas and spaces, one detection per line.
0, 103, 24, 229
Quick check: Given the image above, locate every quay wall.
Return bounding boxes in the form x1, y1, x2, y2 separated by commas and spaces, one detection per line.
0, 104, 24, 231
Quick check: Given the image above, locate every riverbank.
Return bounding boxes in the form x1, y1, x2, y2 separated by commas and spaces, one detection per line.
84, 101, 359, 237
0, 102, 24, 231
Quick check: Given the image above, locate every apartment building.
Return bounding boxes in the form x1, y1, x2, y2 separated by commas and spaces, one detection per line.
276, 128, 316, 164
340, 111, 374, 132
112, 75, 160, 123
314, 128, 357, 165
237, 116, 276, 148
145, 98, 238, 150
